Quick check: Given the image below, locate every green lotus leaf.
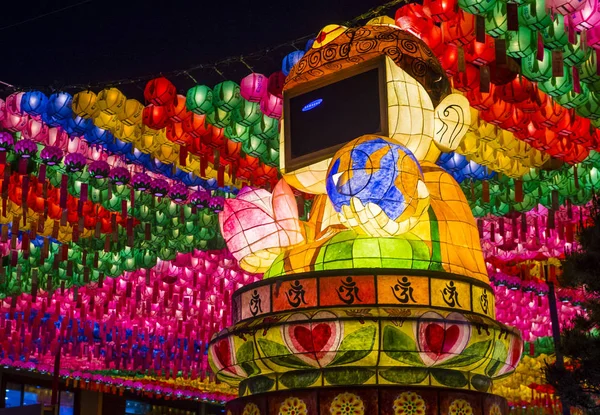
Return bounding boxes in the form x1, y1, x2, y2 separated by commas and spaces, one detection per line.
382, 325, 424, 366
280, 370, 321, 389
257, 338, 312, 369
324, 368, 374, 386
379, 367, 429, 384
438, 340, 492, 368
430, 369, 468, 388
330, 325, 376, 366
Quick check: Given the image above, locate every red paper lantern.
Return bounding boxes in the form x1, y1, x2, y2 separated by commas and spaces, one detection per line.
182, 113, 208, 138
468, 83, 496, 110
166, 123, 193, 146
201, 125, 226, 149
166, 95, 191, 123
143, 105, 169, 130
530, 129, 560, 152
495, 77, 534, 103
453, 65, 479, 92
517, 87, 546, 113
144, 78, 176, 106
480, 100, 514, 125
439, 43, 459, 76
531, 101, 568, 129
465, 36, 496, 66
423, 0, 458, 22
569, 117, 593, 146
395, 4, 434, 35
499, 108, 531, 133
421, 24, 445, 55
267, 72, 286, 98
222, 140, 242, 163
443, 10, 476, 46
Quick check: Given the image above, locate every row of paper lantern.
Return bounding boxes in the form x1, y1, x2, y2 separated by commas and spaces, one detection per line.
4, 93, 245, 191
394, 3, 600, 164
0, 250, 258, 382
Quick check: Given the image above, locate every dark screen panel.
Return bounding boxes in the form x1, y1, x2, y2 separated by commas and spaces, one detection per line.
288, 68, 383, 160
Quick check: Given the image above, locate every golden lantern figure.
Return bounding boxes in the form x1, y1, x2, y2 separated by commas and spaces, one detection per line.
211, 18, 522, 415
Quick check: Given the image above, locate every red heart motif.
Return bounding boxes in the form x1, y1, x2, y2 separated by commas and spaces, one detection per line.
214, 339, 232, 368
293, 323, 332, 356
424, 324, 460, 356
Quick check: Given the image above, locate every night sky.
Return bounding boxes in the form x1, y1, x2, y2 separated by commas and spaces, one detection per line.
0, 0, 389, 99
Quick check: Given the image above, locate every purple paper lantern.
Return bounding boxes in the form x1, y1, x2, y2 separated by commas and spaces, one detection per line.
132, 173, 153, 191
64, 153, 87, 173
210, 196, 225, 212
151, 178, 170, 197
13, 139, 38, 158
0, 132, 15, 152
39, 146, 63, 165
190, 190, 211, 208
88, 160, 111, 179
109, 167, 131, 185
168, 182, 189, 203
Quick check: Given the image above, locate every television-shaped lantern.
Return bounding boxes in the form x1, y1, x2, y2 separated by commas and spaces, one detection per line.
283, 55, 388, 171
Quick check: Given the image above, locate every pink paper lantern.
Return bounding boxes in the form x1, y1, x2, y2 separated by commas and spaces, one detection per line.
240, 73, 268, 103
260, 93, 283, 119
571, 0, 600, 30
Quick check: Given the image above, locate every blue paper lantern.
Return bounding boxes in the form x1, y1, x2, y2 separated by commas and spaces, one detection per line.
282, 50, 305, 76
84, 126, 112, 144
20, 91, 48, 116
46, 92, 73, 120
66, 115, 92, 135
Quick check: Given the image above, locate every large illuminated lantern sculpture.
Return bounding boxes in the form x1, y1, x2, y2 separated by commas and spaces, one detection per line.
210, 19, 522, 415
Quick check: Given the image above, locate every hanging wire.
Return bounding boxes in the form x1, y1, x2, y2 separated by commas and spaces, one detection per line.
0, 0, 94, 32
2, 0, 408, 92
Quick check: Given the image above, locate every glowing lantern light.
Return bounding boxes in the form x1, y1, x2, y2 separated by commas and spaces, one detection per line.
72, 90, 98, 118
439, 43, 458, 75
260, 94, 283, 119
481, 100, 514, 125
267, 72, 286, 98
22, 118, 49, 141
151, 179, 170, 197
485, 1, 507, 37
468, 83, 496, 110
453, 66, 479, 92
458, 0, 496, 15
186, 85, 214, 115
120, 99, 144, 125
282, 51, 305, 76
518, 0, 552, 29
531, 100, 569, 128
572, 0, 600, 30
96, 88, 126, 115
563, 32, 591, 66
240, 73, 268, 103
143, 105, 169, 130
13, 139, 37, 158
20, 91, 48, 116
0, 132, 14, 152
465, 35, 495, 65
541, 14, 569, 49
555, 87, 590, 109
506, 27, 537, 58
182, 113, 208, 138
132, 173, 153, 191
64, 153, 87, 173
166, 122, 192, 145
88, 160, 111, 179
580, 51, 600, 85
39, 146, 63, 165
2, 113, 27, 132
206, 107, 232, 129
213, 81, 243, 112
538, 66, 573, 97
46, 92, 72, 121
424, 0, 459, 21
395, 4, 433, 36
232, 99, 263, 127
576, 91, 600, 120
67, 115, 92, 135
166, 95, 191, 123
5, 92, 24, 115
225, 122, 251, 143
144, 77, 176, 105
549, 0, 587, 13
421, 24, 445, 55
522, 49, 553, 81
443, 10, 476, 45
109, 167, 131, 185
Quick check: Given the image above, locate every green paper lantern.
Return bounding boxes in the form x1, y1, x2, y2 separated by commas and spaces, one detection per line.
522, 48, 552, 81
555, 84, 590, 109
224, 121, 251, 143
485, 1, 508, 37
263, 146, 280, 167
538, 66, 573, 97
541, 13, 568, 49
506, 26, 537, 58
579, 50, 600, 85
213, 81, 243, 112
251, 115, 279, 140
458, 0, 497, 15
518, 0, 552, 30
232, 100, 263, 127
186, 85, 214, 115
242, 135, 268, 158
576, 91, 600, 120
206, 106, 232, 128
563, 33, 591, 67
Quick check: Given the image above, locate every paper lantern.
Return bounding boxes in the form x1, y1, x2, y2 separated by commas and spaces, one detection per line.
186, 85, 214, 115
439, 43, 458, 75
213, 81, 243, 112
424, 0, 459, 21
72, 90, 98, 118
538, 67, 573, 97
282, 51, 305, 76
541, 14, 568, 49
395, 4, 433, 35
267, 72, 286, 98
232, 99, 262, 127
166, 123, 192, 145
64, 153, 87, 173
465, 36, 496, 65
132, 173, 153, 191
420, 24, 445, 55
518, 0, 552, 30
576, 91, 600, 120
506, 27, 537, 58
182, 113, 208, 138
563, 32, 591, 66
143, 105, 169, 130
485, 1, 507, 37
260, 94, 283, 119
108, 167, 131, 185
481, 100, 514, 125
572, 0, 600, 30
555, 87, 590, 109
496, 77, 534, 103
443, 10, 476, 45
168, 183, 189, 203
20, 91, 48, 116
225, 122, 251, 143
453, 65, 479, 92
88, 160, 110, 179
579, 51, 600, 85
458, 0, 496, 15
522, 49, 552, 81
549, 0, 587, 13
22, 118, 49, 141
2, 113, 27, 132
145, 77, 176, 105
206, 107, 232, 129
240, 73, 268, 103
166, 95, 191, 123
46, 92, 72, 121
120, 99, 144, 125
151, 179, 170, 197
39, 146, 63, 165
96, 88, 126, 115
13, 139, 37, 158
